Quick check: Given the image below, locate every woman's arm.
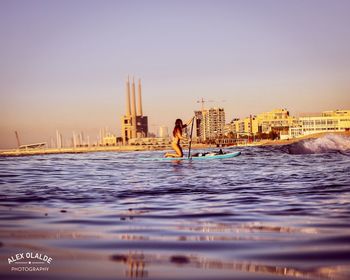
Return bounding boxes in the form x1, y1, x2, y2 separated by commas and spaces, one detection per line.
183, 117, 195, 128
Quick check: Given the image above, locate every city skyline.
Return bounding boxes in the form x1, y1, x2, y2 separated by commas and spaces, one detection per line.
1, 0, 350, 148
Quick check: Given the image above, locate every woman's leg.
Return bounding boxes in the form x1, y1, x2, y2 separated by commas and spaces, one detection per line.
174, 143, 183, 157
165, 143, 183, 157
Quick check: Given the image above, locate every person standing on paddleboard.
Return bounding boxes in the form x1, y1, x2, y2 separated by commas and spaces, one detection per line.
165, 118, 193, 158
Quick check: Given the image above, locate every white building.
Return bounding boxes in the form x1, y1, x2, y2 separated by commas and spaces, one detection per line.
289, 110, 350, 138
158, 126, 169, 138
128, 137, 170, 146
102, 134, 117, 146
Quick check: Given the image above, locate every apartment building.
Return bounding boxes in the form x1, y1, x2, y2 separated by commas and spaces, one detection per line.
195, 107, 225, 142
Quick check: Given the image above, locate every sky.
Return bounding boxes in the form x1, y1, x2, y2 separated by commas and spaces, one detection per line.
1, 0, 350, 148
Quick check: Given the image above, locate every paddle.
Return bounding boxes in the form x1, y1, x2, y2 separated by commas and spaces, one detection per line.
188, 116, 195, 159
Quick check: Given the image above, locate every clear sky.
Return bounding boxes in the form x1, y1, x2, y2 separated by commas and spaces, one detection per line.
1, 0, 350, 148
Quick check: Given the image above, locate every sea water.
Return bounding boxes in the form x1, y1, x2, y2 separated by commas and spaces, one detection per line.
0, 134, 349, 280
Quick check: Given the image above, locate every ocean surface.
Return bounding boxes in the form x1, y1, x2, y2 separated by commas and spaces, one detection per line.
0, 134, 350, 280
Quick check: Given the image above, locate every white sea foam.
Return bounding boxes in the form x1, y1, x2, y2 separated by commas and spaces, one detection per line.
287, 134, 350, 154
303, 134, 350, 153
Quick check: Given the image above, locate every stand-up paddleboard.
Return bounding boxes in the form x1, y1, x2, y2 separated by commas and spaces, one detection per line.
143, 151, 241, 161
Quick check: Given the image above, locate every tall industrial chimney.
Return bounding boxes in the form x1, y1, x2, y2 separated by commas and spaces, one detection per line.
56, 130, 62, 149
131, 77, 137, 138
137, 79, 143, 116
125, 76, 131, 116
15, 131, 21, 148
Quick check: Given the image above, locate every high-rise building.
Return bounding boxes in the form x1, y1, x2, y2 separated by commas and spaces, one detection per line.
195, 107, 225, 142
121, 77, 148, 144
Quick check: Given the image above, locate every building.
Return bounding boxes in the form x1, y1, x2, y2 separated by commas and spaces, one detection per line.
195, 107, 225, 142
254, 108, 296, 135
225, 109, 297, 139
224, 118, 239, 135
322, 110, 350, 117
195, 110, 203, 141
128, 137, 171, 146
225, 115, 258, 137
121, 77, 148, 144
158, 126, 169, 138
102, 133, 117, 146
289, 110, 350, 138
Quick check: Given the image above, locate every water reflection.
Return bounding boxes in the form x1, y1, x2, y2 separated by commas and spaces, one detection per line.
111, 252, 148, 278
109, 251, 348, 280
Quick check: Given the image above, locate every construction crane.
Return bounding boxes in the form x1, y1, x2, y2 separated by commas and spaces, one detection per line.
196, 98, 214, 110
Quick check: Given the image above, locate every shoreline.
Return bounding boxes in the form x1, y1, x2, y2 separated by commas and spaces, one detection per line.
0, 143, 216, 157
1, 131, 348, 157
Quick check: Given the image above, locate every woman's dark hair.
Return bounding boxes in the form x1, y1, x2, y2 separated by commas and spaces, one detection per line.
173, 119, 183, 137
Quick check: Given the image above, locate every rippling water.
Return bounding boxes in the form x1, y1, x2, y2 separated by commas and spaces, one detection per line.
1, 135, 350, 280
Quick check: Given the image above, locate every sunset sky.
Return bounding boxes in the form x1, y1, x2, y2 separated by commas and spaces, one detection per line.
1, 0, 350, 148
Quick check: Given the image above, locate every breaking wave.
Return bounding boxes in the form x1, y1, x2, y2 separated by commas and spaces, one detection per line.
283, 134, 350, 154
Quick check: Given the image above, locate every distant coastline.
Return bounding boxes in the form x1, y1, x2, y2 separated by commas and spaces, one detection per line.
0, 143, 211, 157
1, 132, 349, 157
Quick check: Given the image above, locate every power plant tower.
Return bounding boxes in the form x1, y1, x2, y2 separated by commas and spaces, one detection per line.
15, 131, 21, 148
131, 77, 137, 138
137, 79, 143, 116
56, 130, 62, 149
121, 76, 148, 144
125, 76, 131, 117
